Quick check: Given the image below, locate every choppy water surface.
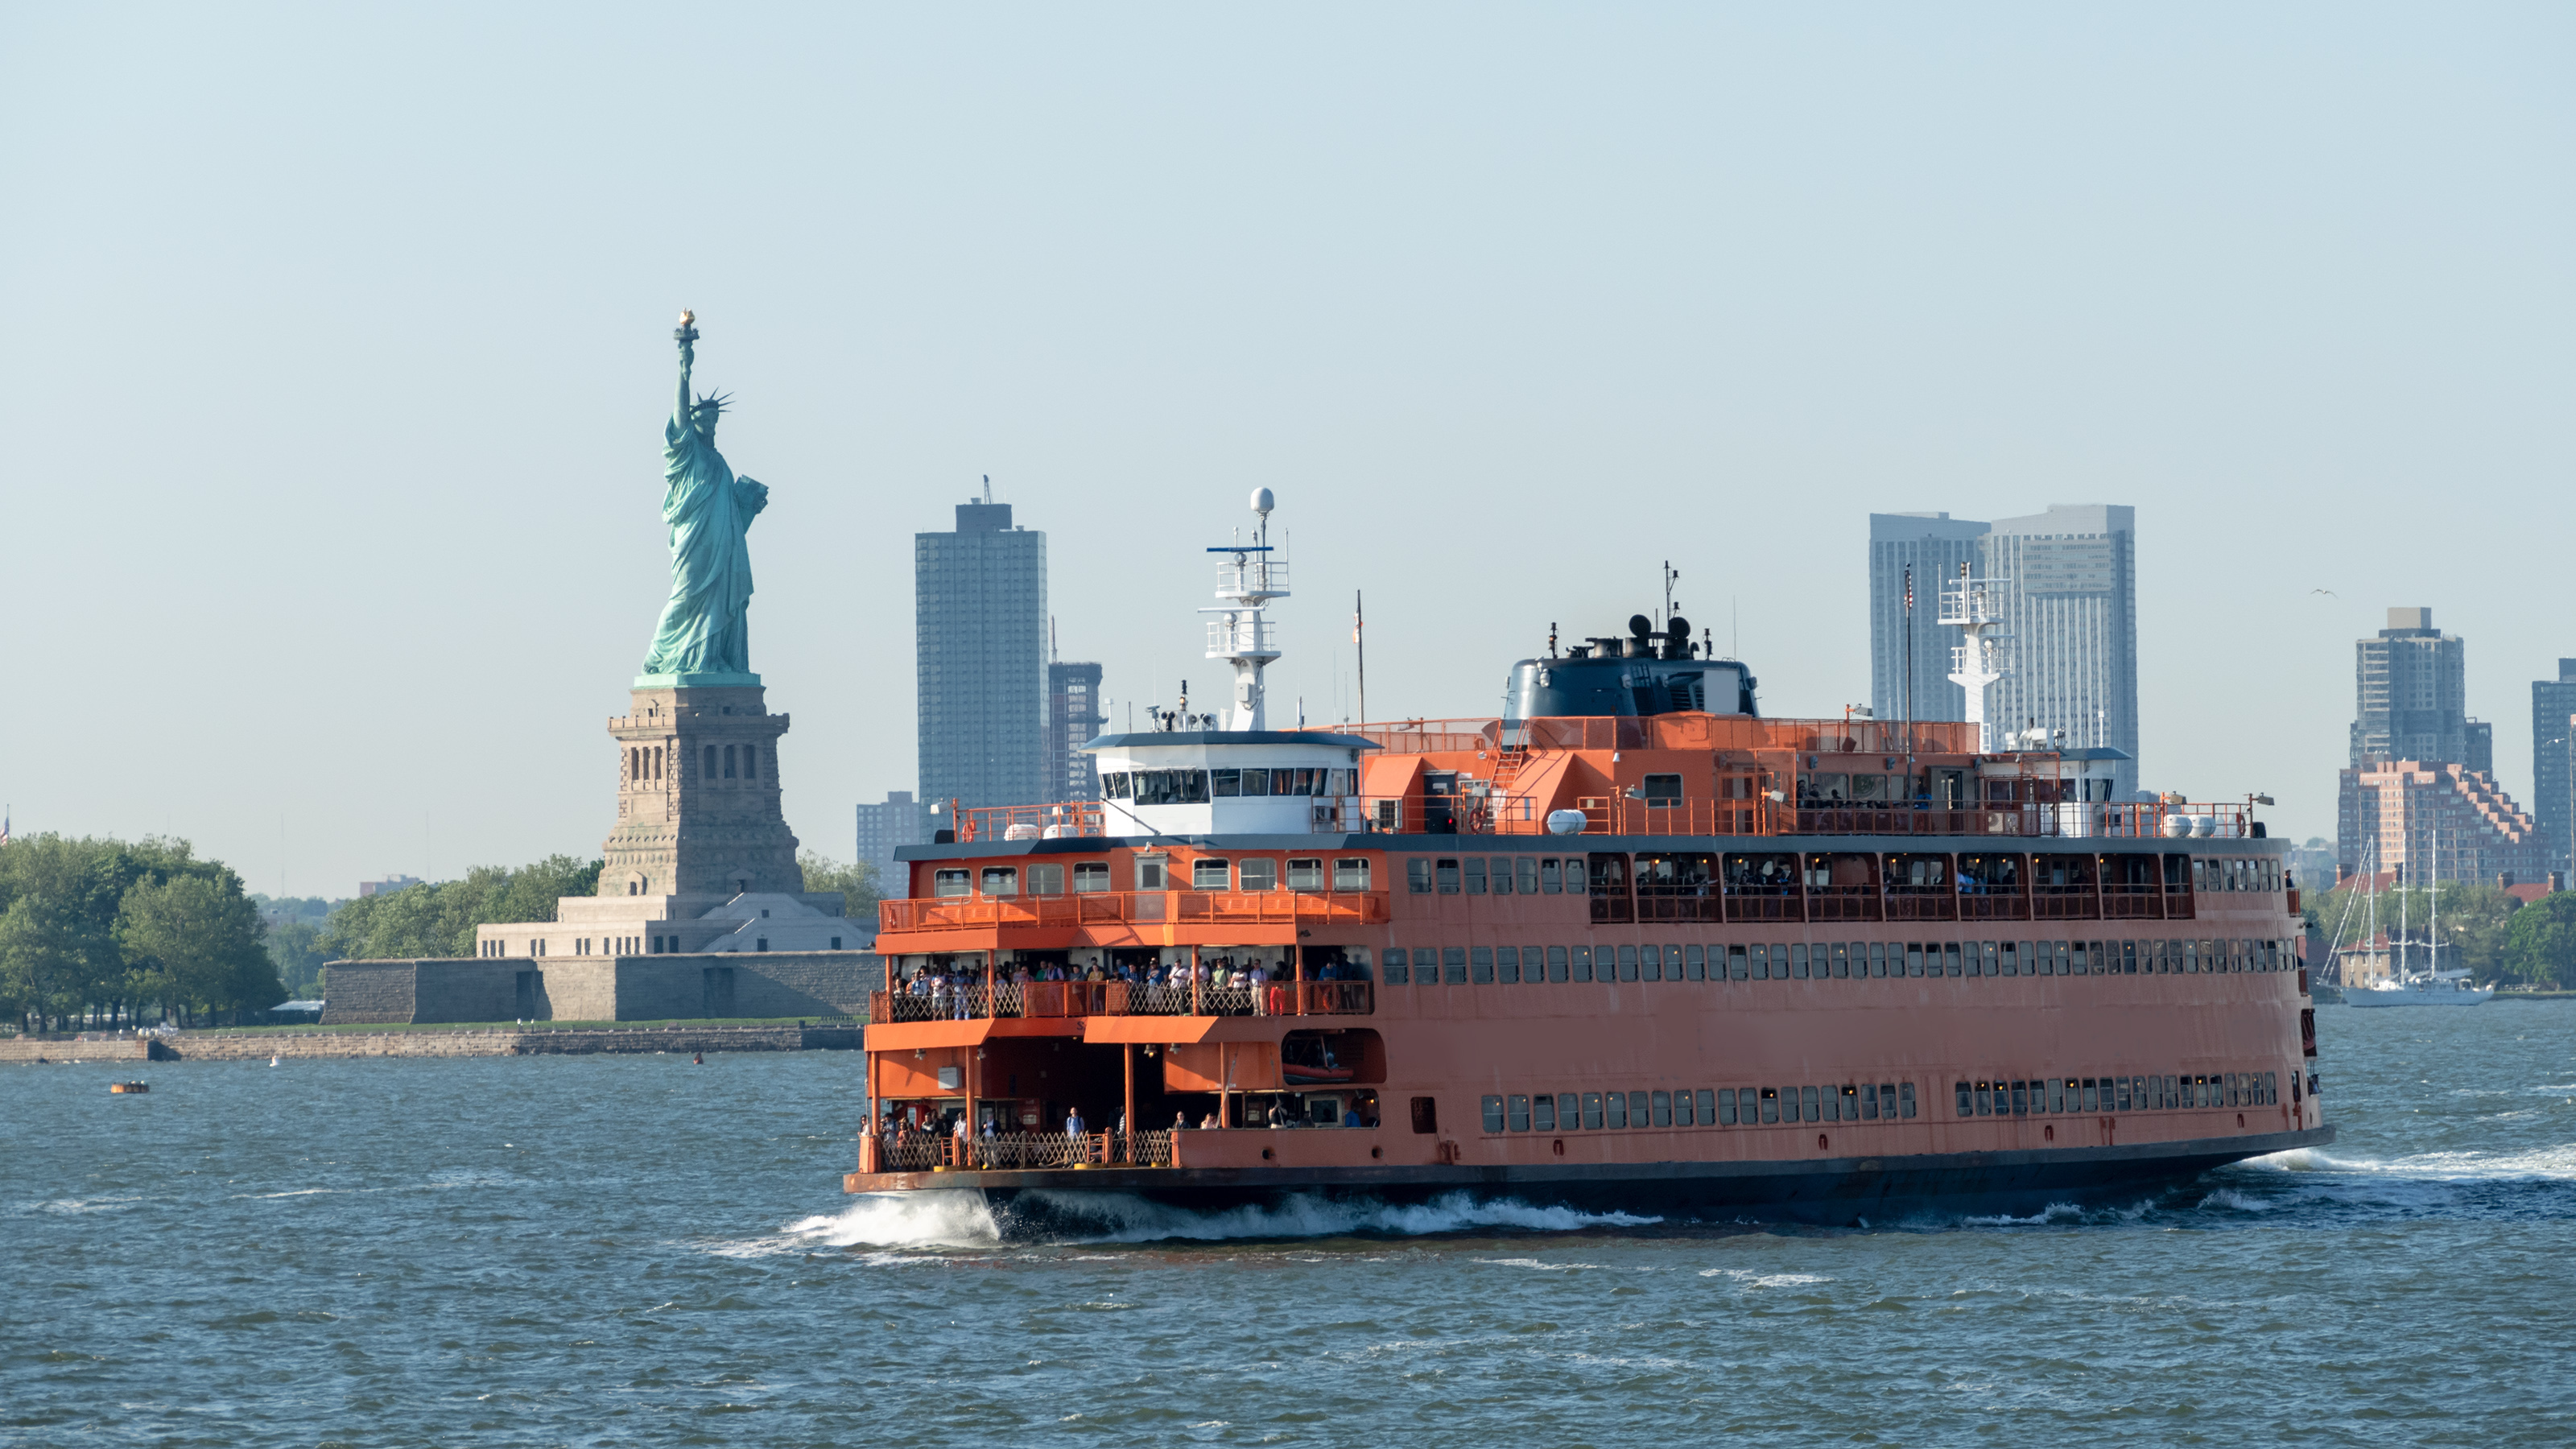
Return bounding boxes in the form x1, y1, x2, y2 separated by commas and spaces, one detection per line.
6, 1006, 2573, 1447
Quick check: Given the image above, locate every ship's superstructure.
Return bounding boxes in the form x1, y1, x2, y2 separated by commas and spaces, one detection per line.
845, 496, 2328, 1224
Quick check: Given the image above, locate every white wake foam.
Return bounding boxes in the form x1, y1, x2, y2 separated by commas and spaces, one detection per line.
785, 1190, 1002, 1249
2243, 1143, 2576, 1181
781, 1189, 1658, 1249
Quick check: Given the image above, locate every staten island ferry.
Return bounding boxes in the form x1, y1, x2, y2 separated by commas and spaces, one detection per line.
848, 491, 2330, 1224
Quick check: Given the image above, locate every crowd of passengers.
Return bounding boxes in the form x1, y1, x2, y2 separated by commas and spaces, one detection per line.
892, 954, 1368, 1016
874, 1098, 1382, 1145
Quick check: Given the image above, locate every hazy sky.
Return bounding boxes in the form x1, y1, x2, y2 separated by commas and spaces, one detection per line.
6, 5, 2570, 896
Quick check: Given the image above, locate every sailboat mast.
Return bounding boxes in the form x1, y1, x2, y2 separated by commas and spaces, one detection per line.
2398, 789, 2411, 979
2429, 782, 2441, 976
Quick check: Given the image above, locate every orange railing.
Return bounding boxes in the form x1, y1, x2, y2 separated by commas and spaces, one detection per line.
868, 980, 1374, 1024
880, 890, 1390, 935
865, 1131, 1178, 1174
952, 802, 1108, 842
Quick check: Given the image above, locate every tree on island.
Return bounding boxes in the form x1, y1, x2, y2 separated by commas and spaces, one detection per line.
0, 834, 282, 1032
798, 850, 882, 919
2500, 893, 2576, 989
315, 855, 604, 963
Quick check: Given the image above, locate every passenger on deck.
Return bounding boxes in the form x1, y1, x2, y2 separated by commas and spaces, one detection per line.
1172, 1110, 1190, 1131
1065, 1107, 1085, 1137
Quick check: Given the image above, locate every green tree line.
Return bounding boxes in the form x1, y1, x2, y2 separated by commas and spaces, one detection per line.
312, 856, 604, 960
2306, 879, 2576, 988
0, 834, 281, 1031
303, 851, 877, 965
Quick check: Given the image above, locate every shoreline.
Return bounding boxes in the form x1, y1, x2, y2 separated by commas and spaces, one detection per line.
0, 1022, 864, 1063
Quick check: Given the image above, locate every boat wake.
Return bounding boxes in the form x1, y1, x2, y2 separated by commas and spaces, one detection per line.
782, 1189, 1660, 1249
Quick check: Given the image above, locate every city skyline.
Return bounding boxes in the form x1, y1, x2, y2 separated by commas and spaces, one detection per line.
1868, 506, 2140, 802
7, 9, 2571, 892
915, 495, 1050, 818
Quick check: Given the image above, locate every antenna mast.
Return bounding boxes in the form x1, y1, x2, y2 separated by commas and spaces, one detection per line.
1204, 489, 1286, 731
1355, 590, 1367, 724
1940, 559, 2013, 753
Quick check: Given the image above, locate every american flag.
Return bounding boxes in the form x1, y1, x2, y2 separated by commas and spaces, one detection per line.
1, 809, 10, 848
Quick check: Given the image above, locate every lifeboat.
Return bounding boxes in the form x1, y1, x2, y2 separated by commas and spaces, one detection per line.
1281, 1062, 1355, 1085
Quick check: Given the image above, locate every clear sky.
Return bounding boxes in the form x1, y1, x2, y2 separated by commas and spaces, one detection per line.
6, 5, 2570, 896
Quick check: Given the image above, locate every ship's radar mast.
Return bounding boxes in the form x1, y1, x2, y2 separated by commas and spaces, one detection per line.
1205, 488, 1288, 730
1939, 561, 2013, 753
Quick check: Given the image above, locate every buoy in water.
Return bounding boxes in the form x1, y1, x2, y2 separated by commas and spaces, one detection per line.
692, 1051, 704, 1065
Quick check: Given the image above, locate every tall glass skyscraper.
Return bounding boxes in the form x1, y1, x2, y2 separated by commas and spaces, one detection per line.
1868, 505, 2140, 799
915, 497, 1048, 813
1867, 513, 1986, 729
2531, 659, 2576, 872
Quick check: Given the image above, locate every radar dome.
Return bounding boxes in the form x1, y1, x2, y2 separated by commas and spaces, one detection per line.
1251, 487, 1275, 517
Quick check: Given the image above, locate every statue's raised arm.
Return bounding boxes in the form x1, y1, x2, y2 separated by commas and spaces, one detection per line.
673, 309, 699, 430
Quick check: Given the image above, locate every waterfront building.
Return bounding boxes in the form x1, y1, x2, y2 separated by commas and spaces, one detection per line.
1868, 513, 1984, 729
2334, 759, 2549, 887
1870, 506, 2139, 800
2349, 609, 2471, 768
2531, 659, 2576, 871
1046, 661, 1107, 803
916, 489, 1048, 812
358, 875, 423, 898
855, 790, 922, 883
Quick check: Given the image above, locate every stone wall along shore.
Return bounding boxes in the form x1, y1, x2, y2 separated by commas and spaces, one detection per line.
1, 1024, 863, 1063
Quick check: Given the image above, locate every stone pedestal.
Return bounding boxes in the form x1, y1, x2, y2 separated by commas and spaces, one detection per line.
601, 682, 803, 898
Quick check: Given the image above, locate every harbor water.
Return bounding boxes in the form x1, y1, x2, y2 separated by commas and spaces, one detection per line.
6, 1005, 2571, 1447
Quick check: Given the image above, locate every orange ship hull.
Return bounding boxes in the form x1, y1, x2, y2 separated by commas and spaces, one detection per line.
854, 803, 2326, 1225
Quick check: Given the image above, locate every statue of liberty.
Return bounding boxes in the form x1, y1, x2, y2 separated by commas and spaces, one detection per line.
640, 312, 769, 682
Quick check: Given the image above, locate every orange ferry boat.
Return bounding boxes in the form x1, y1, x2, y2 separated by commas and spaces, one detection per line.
846, 493, 2328, 1225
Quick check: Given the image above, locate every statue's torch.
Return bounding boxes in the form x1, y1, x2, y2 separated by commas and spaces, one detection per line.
675, 308, 700, 346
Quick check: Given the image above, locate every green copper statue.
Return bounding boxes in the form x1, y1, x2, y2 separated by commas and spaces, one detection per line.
640, 312, 768, 683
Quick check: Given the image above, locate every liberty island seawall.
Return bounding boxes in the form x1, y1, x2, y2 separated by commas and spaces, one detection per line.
4, 1004, 2570, 1447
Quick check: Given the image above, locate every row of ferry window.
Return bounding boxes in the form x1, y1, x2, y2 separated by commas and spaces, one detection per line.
1476, 1083, 1922, 1134
1378, 936, 2290, 984
1403, 855, 2283, 896
1952, 1071, 2281, 1117
931, 857, 1375, 897
1100, 768, 1358, 803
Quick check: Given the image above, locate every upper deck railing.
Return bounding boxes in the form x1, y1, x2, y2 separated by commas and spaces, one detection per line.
869, 978, 1373, 1024
881, 889, 1392, 936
